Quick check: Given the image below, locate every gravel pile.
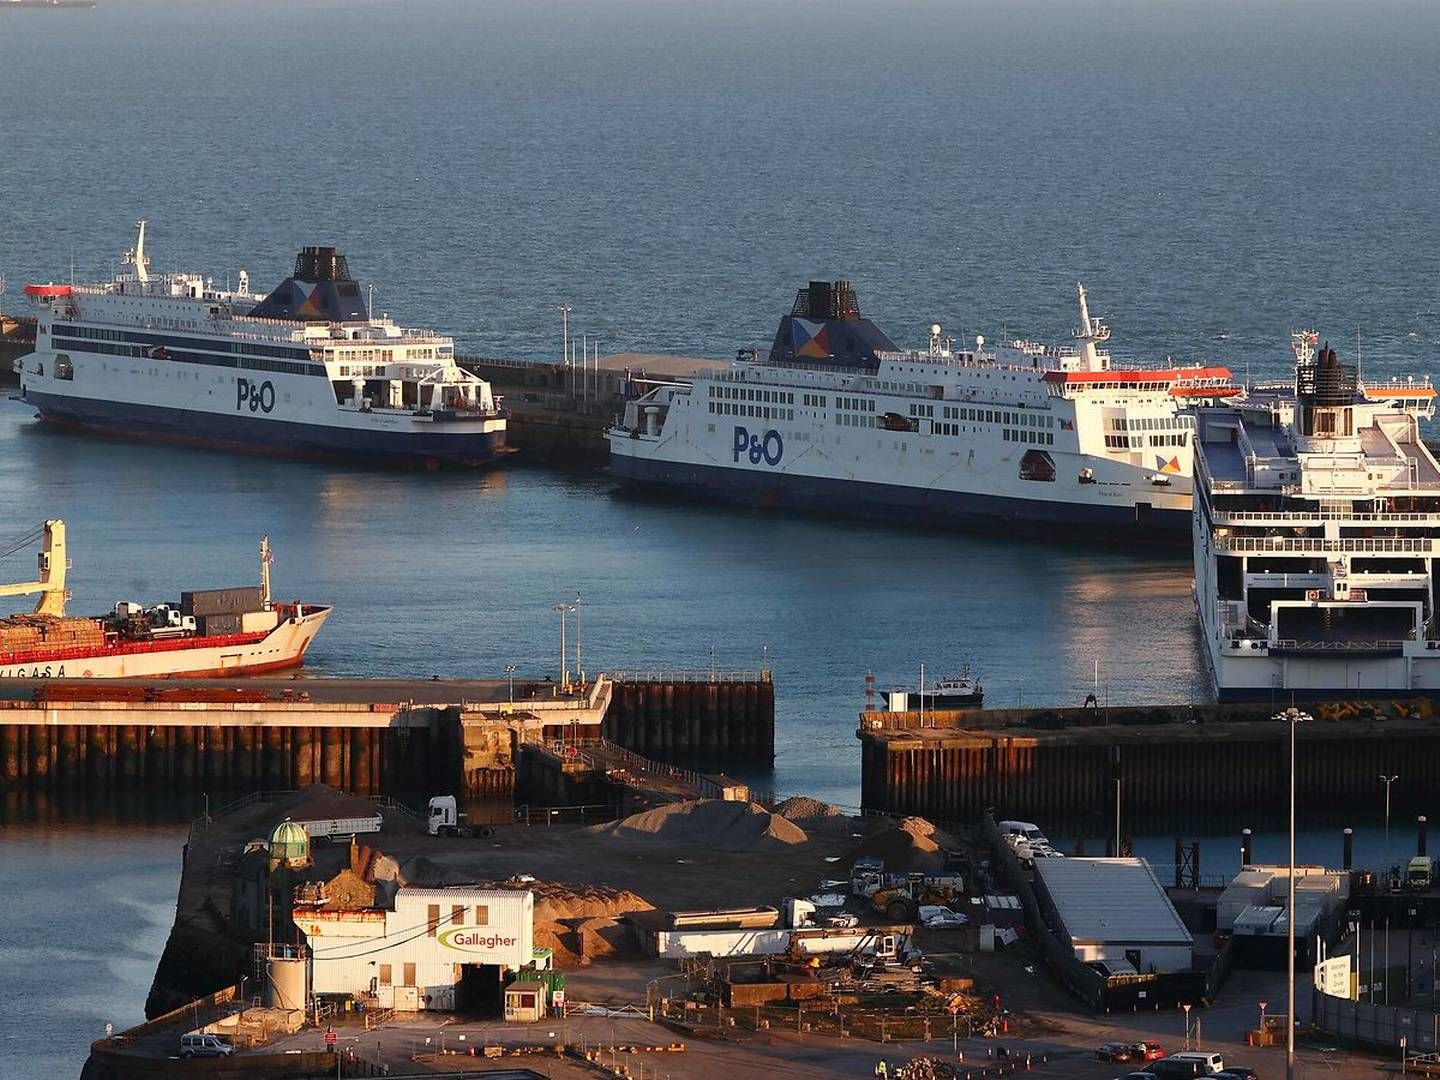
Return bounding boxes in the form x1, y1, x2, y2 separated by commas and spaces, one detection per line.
590, 799, 808, 851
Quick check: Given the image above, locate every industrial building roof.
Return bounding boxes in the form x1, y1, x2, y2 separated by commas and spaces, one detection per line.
1035, 857, 1193, 946
397, 885, 533, 901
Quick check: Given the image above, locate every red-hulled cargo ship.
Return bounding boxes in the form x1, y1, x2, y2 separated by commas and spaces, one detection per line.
0, 521, 329, 678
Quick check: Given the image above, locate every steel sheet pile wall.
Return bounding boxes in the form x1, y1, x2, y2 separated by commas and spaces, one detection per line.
861, 703, 1440, 828
0, 711, 461, 800
604, 676, 774, 764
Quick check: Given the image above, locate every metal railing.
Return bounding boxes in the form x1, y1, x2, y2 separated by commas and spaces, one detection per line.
1214, 509, 1440, 523
1270, 638, 1408, 652
611, 668, 773, 684
1214, 535, 1440, 554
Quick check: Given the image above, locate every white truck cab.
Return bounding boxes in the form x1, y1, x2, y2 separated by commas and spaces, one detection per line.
428, 795, 463, 836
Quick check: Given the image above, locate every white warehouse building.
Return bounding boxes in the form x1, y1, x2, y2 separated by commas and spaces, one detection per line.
1033, 857, 1194, 973
294, 885, 535, 1013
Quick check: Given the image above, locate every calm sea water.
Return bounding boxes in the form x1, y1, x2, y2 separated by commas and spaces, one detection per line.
2, 0, 1439, 1074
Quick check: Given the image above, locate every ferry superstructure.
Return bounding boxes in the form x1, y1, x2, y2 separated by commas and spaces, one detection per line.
1193, 335, 1440, 700
15, 222, 508, 467
607, 280, 1237, 538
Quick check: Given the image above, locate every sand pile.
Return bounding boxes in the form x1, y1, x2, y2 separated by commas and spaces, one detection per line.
590, 799, 808, 851
531, 883, 653, 924
508, 883, 653, 968
851, 816, 957, 873
534, 915, 638, 968
772, 796, 844, 822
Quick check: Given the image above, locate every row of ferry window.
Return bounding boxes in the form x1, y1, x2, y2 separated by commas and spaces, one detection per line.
1105, 433, 1189, 449
710, 403, 795, 421
941, 405, 1055, 428
52, 323, 309, 362
52, 338, 323, 378
708, 385, 795, 405
1004, 429, 1055, 446
1108, 416, 1194, 432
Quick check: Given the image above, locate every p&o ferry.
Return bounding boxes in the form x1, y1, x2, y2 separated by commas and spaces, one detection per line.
1193, 335, 1440, 700
608, 280, 1237, 539
15, 221, 508, 467
0, 520, 329, 679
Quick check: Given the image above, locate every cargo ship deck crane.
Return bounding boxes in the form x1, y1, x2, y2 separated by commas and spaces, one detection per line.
0, 520, 69, 617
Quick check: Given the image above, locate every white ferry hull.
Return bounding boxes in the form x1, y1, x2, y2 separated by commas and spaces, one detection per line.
0, 606, 330, 680
609, 441, 1192, 537
23, 384, 508, 467
19, 353, 508, 467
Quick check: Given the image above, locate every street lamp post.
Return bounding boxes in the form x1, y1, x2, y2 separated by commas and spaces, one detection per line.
1381, 774, 1400, 853
504, 664, 516, 704
1277, 706, 1311, 1080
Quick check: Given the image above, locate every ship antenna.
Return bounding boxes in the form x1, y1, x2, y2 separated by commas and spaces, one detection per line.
260, 535, 274, 608
123, 220, 150, 283
1071, 282, 1110, 371
1356, 327, 1362, 387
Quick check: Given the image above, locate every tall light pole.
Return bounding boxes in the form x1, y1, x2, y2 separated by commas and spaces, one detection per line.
504, 663, 516, 704
1381, 774, 1399, 853
558, 304, 572, 368
555, 603, 575, 688
1277, 706, 1311, 1080
573, 594, 583, 686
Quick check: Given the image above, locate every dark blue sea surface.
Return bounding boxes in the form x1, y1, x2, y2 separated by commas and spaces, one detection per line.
2, 1, 1439, 1075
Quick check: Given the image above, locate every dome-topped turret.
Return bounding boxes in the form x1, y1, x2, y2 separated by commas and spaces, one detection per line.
268, 819, 311, 871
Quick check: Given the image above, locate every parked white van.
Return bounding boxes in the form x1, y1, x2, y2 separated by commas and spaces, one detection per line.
178, 1033, 234, 1059
1166, 1052, 1224, 1074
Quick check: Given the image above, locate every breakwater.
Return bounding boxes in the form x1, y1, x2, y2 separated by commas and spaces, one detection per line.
859, 697, 1440, 831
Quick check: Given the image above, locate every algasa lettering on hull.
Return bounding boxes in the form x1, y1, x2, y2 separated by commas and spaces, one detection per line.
15, 220, 511, 468
0, 520, 329, 679
607, 280, 1239, 541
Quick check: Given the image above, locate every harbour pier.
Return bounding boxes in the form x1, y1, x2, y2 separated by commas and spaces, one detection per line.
859, 697, 1440, 830
0, 670, 774, 807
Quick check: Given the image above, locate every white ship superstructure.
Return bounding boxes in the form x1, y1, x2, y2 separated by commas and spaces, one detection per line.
608, 280, 1236, 538
15, 221, 508, 466
1193, 335, 1440, 700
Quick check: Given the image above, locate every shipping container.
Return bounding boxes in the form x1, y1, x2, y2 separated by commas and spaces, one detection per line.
241, 610, 279, 634
199, 613, 244, 636
181, 587, 264, 617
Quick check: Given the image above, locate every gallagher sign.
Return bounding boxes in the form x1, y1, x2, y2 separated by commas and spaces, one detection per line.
437, 927, 519, 956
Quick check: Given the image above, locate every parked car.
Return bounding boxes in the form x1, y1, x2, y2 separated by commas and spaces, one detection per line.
1214, 1068, 1256, 1080
1133, 1042, 1166, 1062
1167, 1052, 1226, 1075
1142, 1060, 1205, 1079
1097, 1043, 1138, 1063
1116, 1073, 1157, 1080
178, 1033, 233, 1059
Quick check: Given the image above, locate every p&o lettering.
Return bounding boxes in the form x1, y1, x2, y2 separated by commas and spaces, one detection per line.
235, 377, 276, 414
732, 425, 783, 467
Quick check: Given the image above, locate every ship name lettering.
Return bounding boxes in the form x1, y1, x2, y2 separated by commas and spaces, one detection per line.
732, 426, 783, 467
236, 378, 276, 414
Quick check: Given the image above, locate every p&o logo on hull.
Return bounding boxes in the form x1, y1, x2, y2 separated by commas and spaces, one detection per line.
236, 377, 276, 414
733, 426, 783, 467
